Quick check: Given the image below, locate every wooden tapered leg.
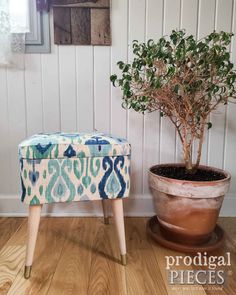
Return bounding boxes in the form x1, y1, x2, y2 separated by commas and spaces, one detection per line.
111, 199, 127, 265
24, 205, 42, 279
102, 199, 109, 225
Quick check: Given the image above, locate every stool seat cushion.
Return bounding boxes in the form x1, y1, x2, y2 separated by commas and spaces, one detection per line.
19, 133, 131, 205
19, 133, 130, 160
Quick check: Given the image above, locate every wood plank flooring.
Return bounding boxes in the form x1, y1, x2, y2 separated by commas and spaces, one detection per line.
0, 217, 235, 295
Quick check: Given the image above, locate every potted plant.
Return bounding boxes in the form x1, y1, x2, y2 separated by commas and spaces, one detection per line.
110, 30, 236, 246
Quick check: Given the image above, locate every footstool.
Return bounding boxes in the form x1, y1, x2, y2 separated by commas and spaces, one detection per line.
19, 132, 131, 279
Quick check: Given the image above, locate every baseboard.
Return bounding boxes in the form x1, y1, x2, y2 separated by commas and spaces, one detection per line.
0, 194, 156, 217
0, 194, 235, 217
219, 194, 236, 216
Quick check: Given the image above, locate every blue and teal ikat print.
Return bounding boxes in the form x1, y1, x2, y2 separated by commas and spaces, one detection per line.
19, 133, 131, 205
19, 132, 131, 160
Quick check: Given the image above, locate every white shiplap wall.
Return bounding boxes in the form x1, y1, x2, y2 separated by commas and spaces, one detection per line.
0, 0, 236, 216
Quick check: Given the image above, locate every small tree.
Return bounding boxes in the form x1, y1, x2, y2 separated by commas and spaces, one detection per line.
110, 30, 236, 173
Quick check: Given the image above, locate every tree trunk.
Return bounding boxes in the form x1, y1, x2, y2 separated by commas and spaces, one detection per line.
184, 144, 193, 171
194, 123, 205, 172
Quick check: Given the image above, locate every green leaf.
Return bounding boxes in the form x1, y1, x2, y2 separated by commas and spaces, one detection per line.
117, 61, 124, 69
123, 64, 130, 72
110, 74, 117, 82
207, 122, 213, 129
155, 79, 161, 88
147, 39, 154, 47
174, 84, 179, 93
110, 74, 117, 87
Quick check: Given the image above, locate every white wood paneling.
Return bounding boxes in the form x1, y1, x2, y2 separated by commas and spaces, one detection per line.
58, 46, 77, 132
208, 0, 233, 169
176, 0, 199, 163
6, 60, 27, 193
181, 0, 199, 36
225, 0, 236, 193
94, 46, 111, 133
0, 67, 11, 194
110, 0, 128, 138
0, 0, 236, 215
198, 0, 216, 39
143, 0, 163, 193
76, 46, 94, 132
160, 0, 181, 163
146, 0, 163, 41
128, 0, 146, 195
195, 0, 216, 165
41, 12, 61, 132
41, 46, 61, 133
24, 54, 43, 135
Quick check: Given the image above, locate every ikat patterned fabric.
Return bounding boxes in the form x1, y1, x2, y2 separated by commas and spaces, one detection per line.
19, 132, 130, 159
19, 133, 131, 205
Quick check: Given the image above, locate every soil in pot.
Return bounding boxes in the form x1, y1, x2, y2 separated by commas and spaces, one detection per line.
151, 166, 226, 181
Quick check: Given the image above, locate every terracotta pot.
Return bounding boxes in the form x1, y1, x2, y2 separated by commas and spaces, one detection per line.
148, 164, 231, 246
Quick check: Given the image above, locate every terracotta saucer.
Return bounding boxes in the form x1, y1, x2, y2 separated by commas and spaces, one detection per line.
147, 216, 225, 253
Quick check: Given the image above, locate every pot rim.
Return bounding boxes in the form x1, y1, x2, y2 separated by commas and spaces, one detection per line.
149, 163, 231, 185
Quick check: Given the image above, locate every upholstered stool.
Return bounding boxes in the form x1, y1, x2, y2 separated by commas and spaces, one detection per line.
19, 132, 131, 279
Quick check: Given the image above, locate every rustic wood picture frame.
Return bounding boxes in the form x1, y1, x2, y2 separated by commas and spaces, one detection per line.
51, 0, 111, 45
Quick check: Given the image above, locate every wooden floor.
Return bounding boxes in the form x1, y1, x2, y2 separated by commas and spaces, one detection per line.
0, 217, 235, 295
